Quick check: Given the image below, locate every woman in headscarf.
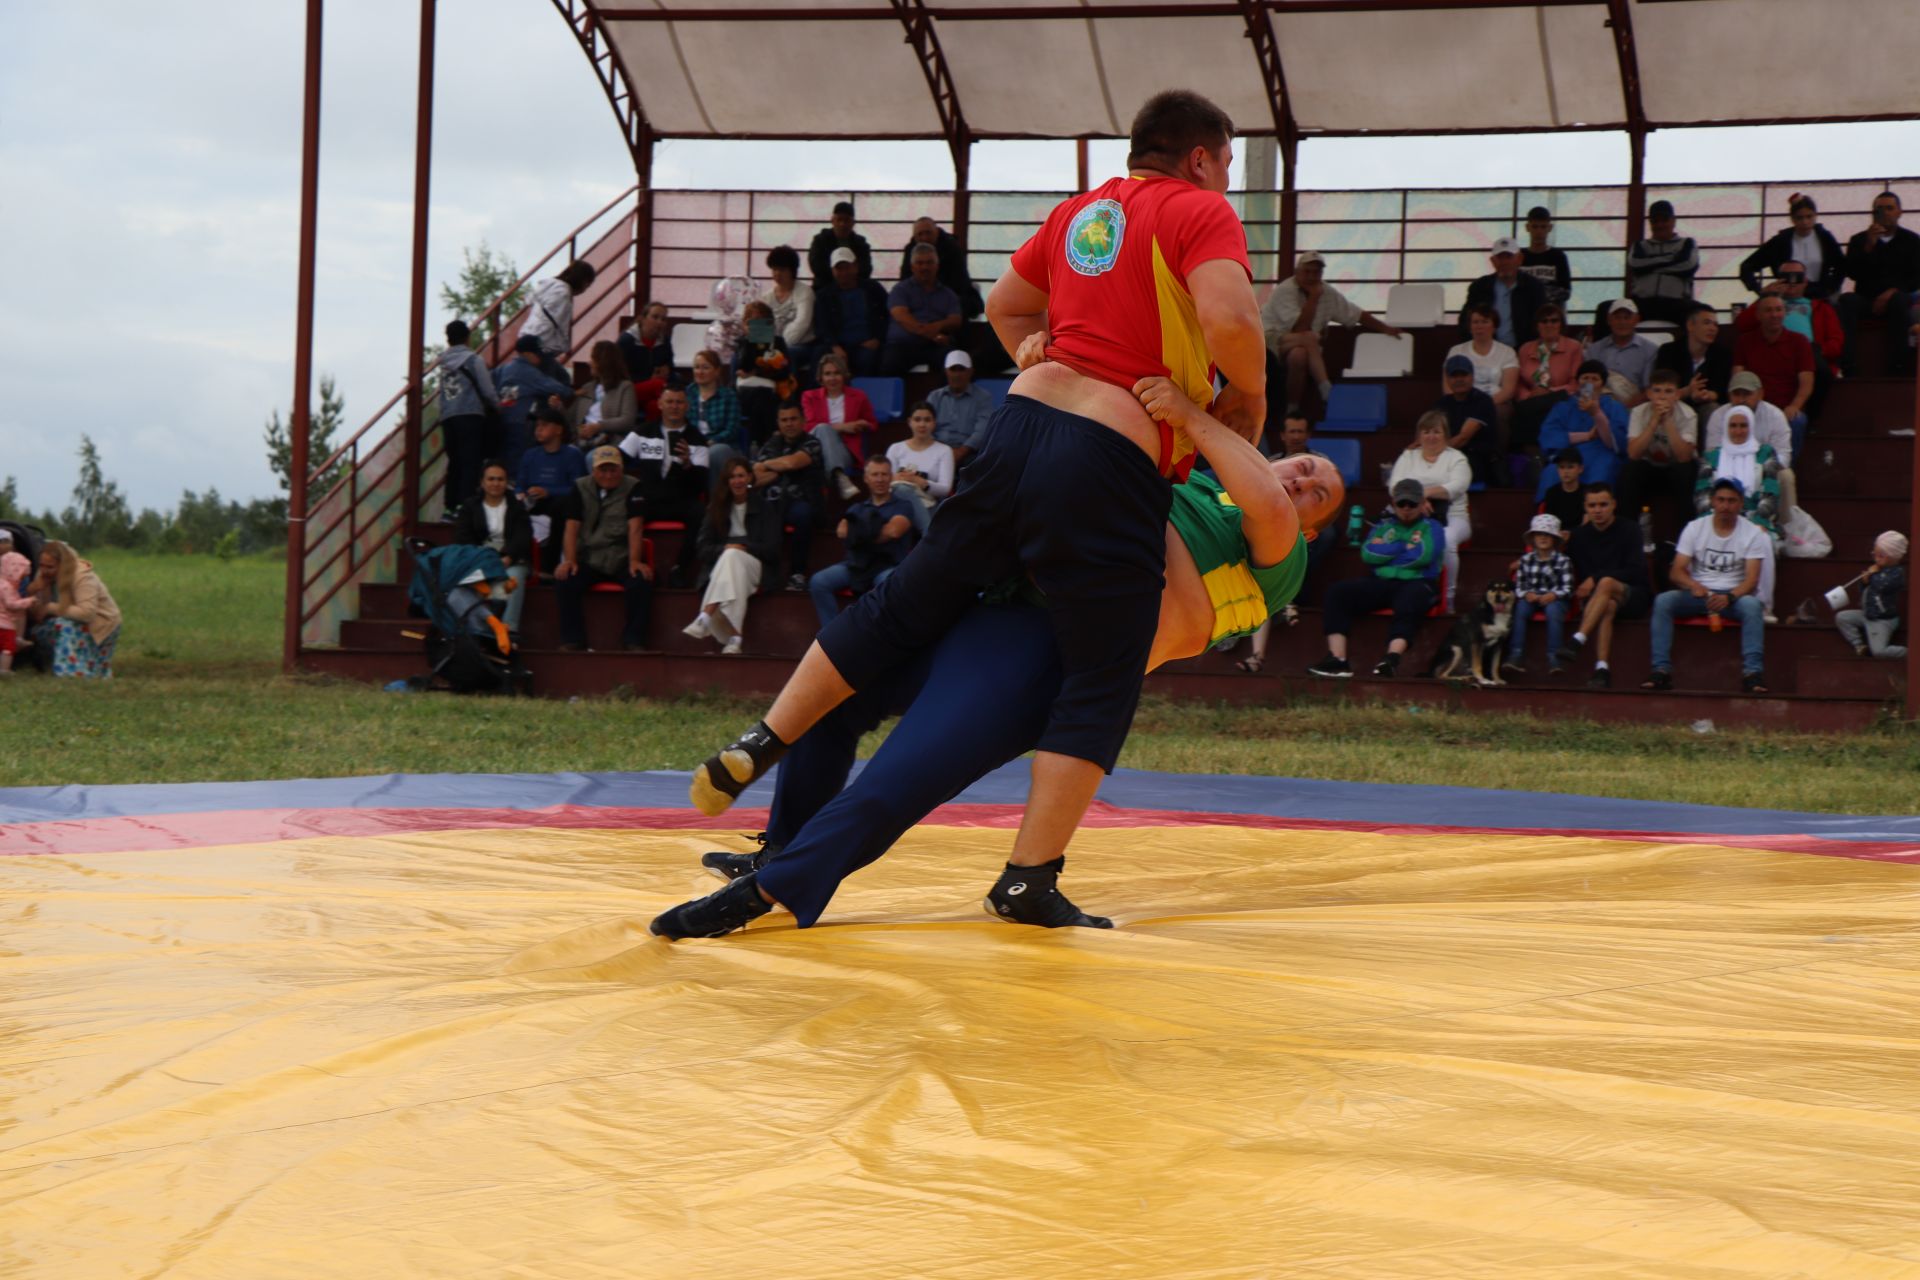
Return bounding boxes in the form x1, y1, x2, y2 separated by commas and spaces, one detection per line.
27, 540, 123, 678
1693, 405, 1782, 536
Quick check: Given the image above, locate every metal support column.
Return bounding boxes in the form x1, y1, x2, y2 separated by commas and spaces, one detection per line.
632, 128, 655, 312
403, 0, 437, 529
283, 0, 324, 673
1907, 366, 1920, 718
1606, 0, 1650, 248
1239, 0, 1300, 266
1075, 138, 1089, 192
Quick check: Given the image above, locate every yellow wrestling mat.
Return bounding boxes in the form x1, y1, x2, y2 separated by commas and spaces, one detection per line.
7, 817, 1920, 1278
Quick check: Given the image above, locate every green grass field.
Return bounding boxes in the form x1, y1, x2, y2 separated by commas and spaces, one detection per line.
7, 551, 1920, 814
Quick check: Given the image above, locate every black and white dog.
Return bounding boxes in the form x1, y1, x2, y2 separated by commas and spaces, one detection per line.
1423, 579, 1516, 686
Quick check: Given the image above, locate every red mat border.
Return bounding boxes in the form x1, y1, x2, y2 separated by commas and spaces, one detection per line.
6, 801, 1918, 863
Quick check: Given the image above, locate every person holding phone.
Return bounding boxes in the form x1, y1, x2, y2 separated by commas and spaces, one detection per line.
884, 402, 955, 536
1839, 191, 1920, 374
1534, 360, 1628, 500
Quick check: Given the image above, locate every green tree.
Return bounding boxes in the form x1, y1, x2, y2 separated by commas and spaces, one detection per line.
264, 373, 349, 501
439, 241, 525, 352
61, 436, 137, 548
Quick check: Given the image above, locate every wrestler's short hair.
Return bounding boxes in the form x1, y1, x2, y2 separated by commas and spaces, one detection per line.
1127, 90, 1234, 170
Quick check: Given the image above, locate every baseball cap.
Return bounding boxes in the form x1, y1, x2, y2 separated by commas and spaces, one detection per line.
1443, 355, 1475, 376
1728, 370, 1763, 394
1294, 250, 1325, 268
1490, 236, 1522, 256
1649, 199, 1676, 219
1390, 478, 1426, 506
1526, 205, 1553, 221
1528, 513, 1563, 538
1608, 298, 1639, 315
590, 445, 624, 470
1710, 476, 1746, 497
943, 349, 973, 369
829, 247, 858, 267
0, 530, 12, 544
515, 333, 545, 353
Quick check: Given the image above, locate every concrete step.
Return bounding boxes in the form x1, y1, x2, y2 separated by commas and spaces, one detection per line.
1794, 653, 1908, 699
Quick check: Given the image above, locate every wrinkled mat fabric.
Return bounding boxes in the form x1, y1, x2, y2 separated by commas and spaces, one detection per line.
5, 774, 1920, 1278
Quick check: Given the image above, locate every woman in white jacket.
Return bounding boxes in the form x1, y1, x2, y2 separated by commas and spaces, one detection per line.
1387, 410, 1474, 611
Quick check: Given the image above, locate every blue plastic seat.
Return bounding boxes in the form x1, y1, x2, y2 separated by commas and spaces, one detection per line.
976, 377, 1014, 410
852, 376, 906, 423
1313, 438, 1362, 489
1315, 384, 1389, 434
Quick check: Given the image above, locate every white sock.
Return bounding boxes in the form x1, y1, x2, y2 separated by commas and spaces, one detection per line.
1595, 660, 1610, 671
1572, 631, 1588, 646
1317, 380, 1334, 400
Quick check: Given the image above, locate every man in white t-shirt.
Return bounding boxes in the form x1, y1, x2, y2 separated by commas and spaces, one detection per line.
1260, 250, 1403, 416
1643, 478, 1771, 694
1703, 371, 1797, 519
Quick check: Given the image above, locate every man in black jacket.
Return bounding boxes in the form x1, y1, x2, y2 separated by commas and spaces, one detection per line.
812, 249, 891, 376
1839, 191, 1920, 374
1460, 238, 1550, 348
1653, 304, 1732, 419
807, 201, 874, 287
895, 217, 983, 317
1552, 482, 1651, 688
623, 385, 711, 587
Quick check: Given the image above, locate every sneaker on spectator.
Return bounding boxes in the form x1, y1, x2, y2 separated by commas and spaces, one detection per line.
1306, 655, 1352, 679
1502, 659, 1527, 676
721, 639, 742, 656
786, 573, 806, 592
1552, 642, 1581, 668
1588, 668, 1613, 689
834, 471, 860, 501
1372, 652, 1400, 678
1548, 663, 1566, 676
1742, 671, 1770, 694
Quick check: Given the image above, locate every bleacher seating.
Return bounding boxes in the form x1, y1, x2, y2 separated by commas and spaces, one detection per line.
1384, 284, 1447, 329
1314, 438, 1363, 488
1346, 333, 1415, 378
977, 377, 1014, 409
668, 322, 706, 374
854, 376, 906, 423
1316, 384, 1389, 434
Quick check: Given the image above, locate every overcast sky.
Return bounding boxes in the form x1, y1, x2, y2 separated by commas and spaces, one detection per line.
4, 1, 1918, 513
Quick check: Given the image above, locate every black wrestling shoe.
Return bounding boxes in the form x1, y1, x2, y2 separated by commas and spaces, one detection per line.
650, 873, 774, 940
700, 834, 777, 883
690, 720, 788, 817
983, 857, 1113, 929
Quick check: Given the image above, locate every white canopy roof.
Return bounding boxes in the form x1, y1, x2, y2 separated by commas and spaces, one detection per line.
585, 0, 1920, 143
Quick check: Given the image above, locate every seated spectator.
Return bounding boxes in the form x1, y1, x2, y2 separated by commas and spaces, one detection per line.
1705, 373, 1797, 524
1519, 207, 1572, 308
618, 299, 671, 384
571, 340, 638, 453
519, 259, 597, 382
885, 402, 955, 536
1535, 360, 1627, 500
752, 401, 826, 590
897, 216, 982, 317
813, 248, 889, 376
1836, 531, 1909, 661
1269, 409, 1339, 572
1839, 191, 1920, 374
1307, 478, 1444, 679
1434, 355, 1500, 488
492, 334, 573, 472
883, 244, 963, 375
1552, 483, 1650, 688
1654, 303, 1731, 419
26, 540, 122, 679
732, 300, 795, 445
0, 529, 31, 675
1624, 199, 1699, 325
808, 457, 917, 627
1538, 447, 1587, 537
1503, 514, 1574, 676
1388, 410, 1473, 611
1736, 263, 1838, 422
928, 349, 993, 465
514, 404, 589, 564
687, 348, 747, 468
808, 200, 874, 287
1643, 479, 1770, 694
1693, 407, 1782, 539
452, 460, 533, 639
1740, 194, 1846, 300
622, 385, 711, 588
438, 319, 501, 514
1460, 238, 1549, 349
801, 353, 877, 501
684, 459, 785, 656
1585, 299, 1661, 406
1620, 368, 1699, 546
554, 446, 653, 652
1514, 304, 1582, 469
1259, 250, 1403, 417
761, 247, 817, 387
1446, 303, 1518, 464
1732, 294, 1815, 460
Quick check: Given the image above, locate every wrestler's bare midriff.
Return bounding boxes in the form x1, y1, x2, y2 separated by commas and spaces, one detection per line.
1146, 528, 1213, 674
1008, 359, 1164, 465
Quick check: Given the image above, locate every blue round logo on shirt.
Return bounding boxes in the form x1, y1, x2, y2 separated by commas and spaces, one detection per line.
1065, 199, 1126, 277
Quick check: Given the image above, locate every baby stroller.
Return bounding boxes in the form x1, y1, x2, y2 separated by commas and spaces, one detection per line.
403, 537, 532, 695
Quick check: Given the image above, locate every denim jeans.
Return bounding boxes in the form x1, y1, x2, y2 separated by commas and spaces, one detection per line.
1508, 597, 1566, 662
809, 562, 896, 628
1650, 589, 1765, 675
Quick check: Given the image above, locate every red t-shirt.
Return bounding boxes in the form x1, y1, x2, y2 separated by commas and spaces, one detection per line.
1732, 326, 1815, 410
1010, 175, 1251, 474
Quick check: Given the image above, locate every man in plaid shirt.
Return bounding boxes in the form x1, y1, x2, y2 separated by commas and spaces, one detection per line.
1505, 513, 1575, 675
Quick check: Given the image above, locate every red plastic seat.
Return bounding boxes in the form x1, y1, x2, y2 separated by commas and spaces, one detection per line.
588, 537, 656, 591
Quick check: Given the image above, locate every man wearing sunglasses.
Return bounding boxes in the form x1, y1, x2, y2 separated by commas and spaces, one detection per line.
1736, 259, 1842, 425
1308, 477, 1445, 680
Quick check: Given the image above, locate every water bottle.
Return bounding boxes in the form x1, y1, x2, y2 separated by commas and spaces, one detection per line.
1346, 504, 1365, 544
1709, 610, 1723, 633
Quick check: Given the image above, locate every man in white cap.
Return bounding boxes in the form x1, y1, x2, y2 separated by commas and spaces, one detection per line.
1260, 249, 1403, 418
812, 246, 889, 377
1461, 236, 1549, 349
927, 348, 993, 465
1584, 298, 1661, 407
